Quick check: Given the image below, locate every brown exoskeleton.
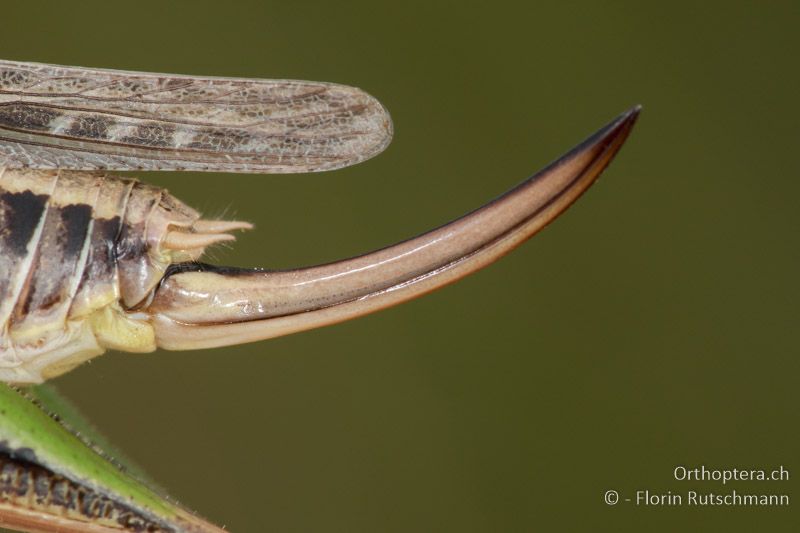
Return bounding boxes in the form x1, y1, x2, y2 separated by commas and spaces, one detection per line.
0, 59, 639, 385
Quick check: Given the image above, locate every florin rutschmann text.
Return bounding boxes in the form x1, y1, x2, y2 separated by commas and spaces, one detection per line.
603, 465, 790, 508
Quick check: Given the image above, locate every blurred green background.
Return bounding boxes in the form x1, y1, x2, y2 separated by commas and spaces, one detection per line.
1, 1, 797, 531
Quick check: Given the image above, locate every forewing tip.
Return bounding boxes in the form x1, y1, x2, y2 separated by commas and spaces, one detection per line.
310, 87, 394, 173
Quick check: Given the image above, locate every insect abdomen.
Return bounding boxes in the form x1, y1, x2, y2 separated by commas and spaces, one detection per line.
0, 169, 168, 382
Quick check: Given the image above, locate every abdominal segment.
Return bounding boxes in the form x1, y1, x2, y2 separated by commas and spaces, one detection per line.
0, 168, 177, 383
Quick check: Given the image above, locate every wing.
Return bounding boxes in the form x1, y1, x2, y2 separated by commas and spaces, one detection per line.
0, 59, 392, 173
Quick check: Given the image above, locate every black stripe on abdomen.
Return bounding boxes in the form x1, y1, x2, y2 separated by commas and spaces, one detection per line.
0, 190, 49, 311
12, 202, 93, 319
74, 215, 122, 295
0, 190, 48, 256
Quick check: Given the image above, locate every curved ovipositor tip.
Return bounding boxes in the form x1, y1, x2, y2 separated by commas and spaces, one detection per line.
148, 107, 641, 350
